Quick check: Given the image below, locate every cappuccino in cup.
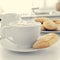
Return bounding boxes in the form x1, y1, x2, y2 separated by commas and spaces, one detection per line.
2, 20, 41, 49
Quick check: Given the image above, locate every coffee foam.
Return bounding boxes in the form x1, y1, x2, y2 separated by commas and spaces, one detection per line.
8, 20, 40, 27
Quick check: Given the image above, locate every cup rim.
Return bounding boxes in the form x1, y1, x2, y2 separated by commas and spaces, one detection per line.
2, 22, 41, 28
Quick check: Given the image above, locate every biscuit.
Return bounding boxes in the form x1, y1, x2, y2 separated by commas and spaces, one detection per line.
53, 19, 60, 24
35, 17, 49, 24
43, 20, 57, 30
41, 24, 46, 31
33, 33, 59, 49
56, 24, 60, 31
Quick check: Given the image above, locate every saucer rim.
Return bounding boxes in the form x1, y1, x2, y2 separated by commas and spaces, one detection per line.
0, 38, 40, 52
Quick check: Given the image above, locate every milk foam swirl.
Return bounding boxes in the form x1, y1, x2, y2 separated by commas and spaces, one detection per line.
8, 20, 40, 27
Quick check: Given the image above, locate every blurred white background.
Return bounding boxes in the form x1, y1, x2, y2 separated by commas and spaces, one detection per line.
0, 0, 59, 14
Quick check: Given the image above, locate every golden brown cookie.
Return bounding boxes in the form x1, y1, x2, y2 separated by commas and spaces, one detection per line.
41, 24, 46, 31
43, 20, 57, 30
53, 19, 60, 24
35, 17, 49, 24
56, 24, 60, 31
33, 33, 59, 49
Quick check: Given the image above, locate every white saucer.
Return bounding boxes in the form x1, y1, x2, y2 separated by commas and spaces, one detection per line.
41, 31, 60, 34
0, 39, 40, 52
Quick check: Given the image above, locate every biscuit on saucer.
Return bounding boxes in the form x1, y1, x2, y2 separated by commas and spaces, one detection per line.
41, 24, 46, 31
53, 19, 60, 24
56, 24, 60, 31
33, 33, 59, 49
43, 20, 57, 30
35, 17, 49, 24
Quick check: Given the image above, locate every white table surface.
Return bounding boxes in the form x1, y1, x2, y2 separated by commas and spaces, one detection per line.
0, 36, 60, 60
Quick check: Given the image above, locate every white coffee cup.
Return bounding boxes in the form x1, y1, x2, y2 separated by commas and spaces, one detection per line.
2, 22, 41, 49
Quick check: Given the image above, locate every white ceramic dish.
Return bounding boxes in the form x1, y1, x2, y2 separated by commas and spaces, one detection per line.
41, 31, 60, 34
0, 38, 60, 52
0, 38, 40, 52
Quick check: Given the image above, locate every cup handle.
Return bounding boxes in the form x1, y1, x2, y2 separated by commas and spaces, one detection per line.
0, 20, 1, 40
0, 35, 1, 40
